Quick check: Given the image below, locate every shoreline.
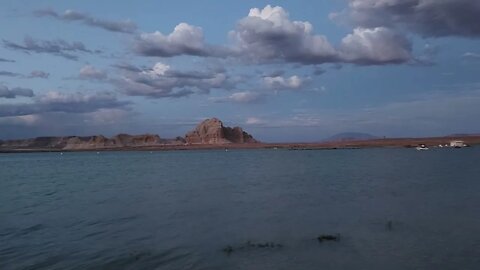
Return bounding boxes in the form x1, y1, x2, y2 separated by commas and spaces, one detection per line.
1, 135, 479, 153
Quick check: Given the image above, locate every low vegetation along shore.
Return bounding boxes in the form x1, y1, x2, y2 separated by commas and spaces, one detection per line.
1, 118, 479, 153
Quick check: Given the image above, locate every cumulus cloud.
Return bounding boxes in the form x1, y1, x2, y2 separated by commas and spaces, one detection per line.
28, 70, 50, 79
3, 36, 98, 60
129, 5, 414, 66
112, 62, 235, 98
0, 85, 34, 99
264, 75, 306, 90
79, 65, 107, 80
0, 57, 15, 63
228, 5, 413, 65
229, 5, 338, 64
210, 91, 265, 104
338, 0, 480, 38
0, 91, 130, 117
35, 9, 137, 34
339, 27, 412, 65
134, 23, 227, 57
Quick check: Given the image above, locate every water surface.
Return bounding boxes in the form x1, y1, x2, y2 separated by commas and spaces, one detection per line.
1, 148, 479, 269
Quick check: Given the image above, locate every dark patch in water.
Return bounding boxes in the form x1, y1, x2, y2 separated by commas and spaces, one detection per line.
317, 234, 340, 242
222, 240, 284, 255
16, 224, 46, 237
386, 220, 393, 231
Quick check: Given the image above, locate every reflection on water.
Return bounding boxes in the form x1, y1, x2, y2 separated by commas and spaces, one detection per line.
1, 148, 480, 269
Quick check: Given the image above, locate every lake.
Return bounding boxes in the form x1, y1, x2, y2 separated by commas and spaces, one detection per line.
1, 148, 479, 269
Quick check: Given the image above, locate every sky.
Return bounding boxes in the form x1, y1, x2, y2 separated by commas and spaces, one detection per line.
1, 0, 480, 142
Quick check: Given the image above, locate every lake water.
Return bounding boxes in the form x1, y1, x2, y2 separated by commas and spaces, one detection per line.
1, 148, 479, 269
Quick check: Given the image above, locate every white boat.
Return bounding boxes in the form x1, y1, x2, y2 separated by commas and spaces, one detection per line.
416, 144, 429, 150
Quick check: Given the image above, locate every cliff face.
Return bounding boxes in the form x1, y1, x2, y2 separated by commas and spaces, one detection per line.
0, 118, 257, 149
0, 134, 183, 150
185, 118, 258, 144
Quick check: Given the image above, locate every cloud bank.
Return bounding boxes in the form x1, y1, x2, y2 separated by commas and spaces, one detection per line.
35, 9, 137, 34
0, 91, 130, 117
0, 85, 34, 99
3, 36, 98, 60
112, 62, 234, 98
337, 0, 480, 38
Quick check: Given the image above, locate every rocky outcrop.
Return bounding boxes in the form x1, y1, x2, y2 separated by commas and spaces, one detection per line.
185, 118, 258, 144
0, 134, 184, 150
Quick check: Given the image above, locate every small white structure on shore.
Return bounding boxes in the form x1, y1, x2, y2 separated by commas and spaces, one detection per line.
450, 140, 466, 147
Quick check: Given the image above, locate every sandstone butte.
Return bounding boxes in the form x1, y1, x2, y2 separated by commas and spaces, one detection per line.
185, 118, 257, 144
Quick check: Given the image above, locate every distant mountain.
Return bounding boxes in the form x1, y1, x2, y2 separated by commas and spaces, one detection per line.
324, 132, 378, 142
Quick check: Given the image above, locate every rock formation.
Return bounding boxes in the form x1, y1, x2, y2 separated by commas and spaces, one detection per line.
0, 134, 184, 150
185, 118, 257, 144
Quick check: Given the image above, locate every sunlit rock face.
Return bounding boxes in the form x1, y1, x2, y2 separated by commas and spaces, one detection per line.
185, 118, 258, 144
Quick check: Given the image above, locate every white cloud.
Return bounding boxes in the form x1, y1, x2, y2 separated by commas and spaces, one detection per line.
134, 23, 226, 57
339, 27, 412, 64
463, 52, 480, 60
79, 65, 107, 80
245, 117, 266, 125
141, 62, 171, 77
210, 91, 264, 104
264, 75, 305, 90
229, 5, 338, 64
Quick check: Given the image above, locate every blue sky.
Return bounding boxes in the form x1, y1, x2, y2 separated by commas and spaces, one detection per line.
1, 0, 480, 142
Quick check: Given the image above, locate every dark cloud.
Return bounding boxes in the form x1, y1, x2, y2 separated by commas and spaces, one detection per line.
28, 70, 50, 79
312, 66, 326, 76
338, 0, 480, 38
134, 23, 229, 57
262, 70, 285, 78
0, 57, 15, 63
0, 71, 21, 77
112, 63, 143, 73
3, 36, 97, 60
35, 9, 137, 34
111, 62, 235, 98
0, 85, 34, 99
0, 91, 130, 117
0, 70, 50, 79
